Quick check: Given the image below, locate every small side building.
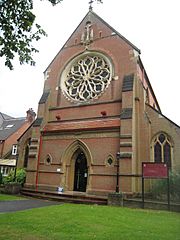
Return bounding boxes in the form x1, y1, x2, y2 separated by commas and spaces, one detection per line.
0, 109, 35, 176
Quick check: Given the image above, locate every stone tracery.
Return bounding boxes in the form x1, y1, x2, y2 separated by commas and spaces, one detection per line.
63, 54, 112, 102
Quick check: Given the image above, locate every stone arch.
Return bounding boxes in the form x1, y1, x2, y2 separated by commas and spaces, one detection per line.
59, 50, 114, 103
61, 140, 93, 191
151, 131, 174, 147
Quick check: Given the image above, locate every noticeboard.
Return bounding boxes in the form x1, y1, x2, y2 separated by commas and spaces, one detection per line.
142, 162, 168, 178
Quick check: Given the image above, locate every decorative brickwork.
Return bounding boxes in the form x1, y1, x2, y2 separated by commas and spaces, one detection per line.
18, 10, 180, 197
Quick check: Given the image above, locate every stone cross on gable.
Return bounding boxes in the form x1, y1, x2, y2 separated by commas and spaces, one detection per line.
88, 0, 103, 11
89, 0, 93, 11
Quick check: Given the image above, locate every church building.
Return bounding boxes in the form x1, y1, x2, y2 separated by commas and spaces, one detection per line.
19, 10, 180, 196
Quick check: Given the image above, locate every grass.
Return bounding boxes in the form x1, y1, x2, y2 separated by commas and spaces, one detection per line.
0, 193, 25, 201
0, 203, 179, 240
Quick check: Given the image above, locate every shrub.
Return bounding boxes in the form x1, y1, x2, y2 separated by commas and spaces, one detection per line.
3, 170, 14, 184
3, 168, 26, 185
151, 171, 180, 202
0, 171, 2, 185
15, 168, 26, 185
170, 172, 180, 200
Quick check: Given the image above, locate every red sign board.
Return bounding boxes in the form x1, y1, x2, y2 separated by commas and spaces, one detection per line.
142, 162, 168, 178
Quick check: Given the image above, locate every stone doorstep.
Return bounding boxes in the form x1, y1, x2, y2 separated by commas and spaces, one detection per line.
22, 188, 107, 200
21, 188, 180, 212
21, 188, 107, 205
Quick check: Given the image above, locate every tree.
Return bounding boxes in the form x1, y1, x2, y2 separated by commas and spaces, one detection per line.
1, 0, 48, 70
0, 0, 102, 70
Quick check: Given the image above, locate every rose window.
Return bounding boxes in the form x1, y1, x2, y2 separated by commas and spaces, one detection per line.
61, 53, 112, 102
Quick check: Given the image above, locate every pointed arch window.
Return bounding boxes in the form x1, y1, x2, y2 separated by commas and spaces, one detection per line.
24, 138, 31, 168
153, 133, 172, 168
24, 145, 29, 168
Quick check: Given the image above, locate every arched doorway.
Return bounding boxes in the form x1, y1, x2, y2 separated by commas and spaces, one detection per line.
73, 151, 88, 192
61, 140, 92, 192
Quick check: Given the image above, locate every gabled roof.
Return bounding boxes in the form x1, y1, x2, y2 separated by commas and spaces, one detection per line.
0, 112, 13, 120
39, 91, 50, 104
138, 57, 161, 112
17, 120, 34, 142
44, 10, 140, 73
91, 11, 141, 53
0, 112, 13, 128
0, 117, 26, 140
146, 104, 180, 129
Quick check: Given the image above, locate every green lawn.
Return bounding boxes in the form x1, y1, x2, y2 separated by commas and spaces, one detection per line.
0, 193, 25, 201
0, 204, 179, 240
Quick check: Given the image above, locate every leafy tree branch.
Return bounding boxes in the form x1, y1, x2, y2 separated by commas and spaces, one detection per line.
0, 0, 102, 69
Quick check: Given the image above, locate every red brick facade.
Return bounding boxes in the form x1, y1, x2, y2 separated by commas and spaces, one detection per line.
21, 11, 180, 196
0, 109, 35, 175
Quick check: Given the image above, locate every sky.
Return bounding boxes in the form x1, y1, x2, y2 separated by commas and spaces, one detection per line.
0, 0, 180, 126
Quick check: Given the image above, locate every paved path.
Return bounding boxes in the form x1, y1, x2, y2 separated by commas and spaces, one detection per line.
0, 199, 62, 213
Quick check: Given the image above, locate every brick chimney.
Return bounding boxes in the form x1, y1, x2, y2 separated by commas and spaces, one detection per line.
26, 108, 36, 122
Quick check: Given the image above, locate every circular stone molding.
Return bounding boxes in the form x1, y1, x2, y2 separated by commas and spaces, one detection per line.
61, 52, 113, 103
